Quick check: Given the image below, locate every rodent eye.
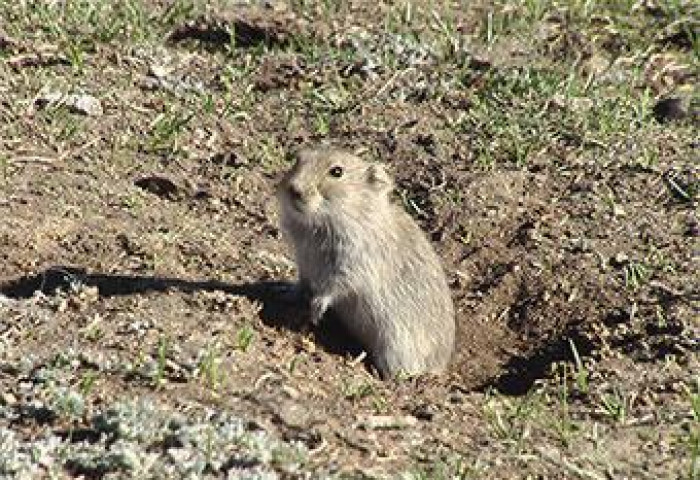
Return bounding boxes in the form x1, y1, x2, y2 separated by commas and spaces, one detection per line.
328, 166, 344, 178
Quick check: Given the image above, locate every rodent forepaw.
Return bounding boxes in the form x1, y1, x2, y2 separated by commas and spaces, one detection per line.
309, 296, 330, 325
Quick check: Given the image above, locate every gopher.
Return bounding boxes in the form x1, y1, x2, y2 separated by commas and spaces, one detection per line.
276, 147, 455, 378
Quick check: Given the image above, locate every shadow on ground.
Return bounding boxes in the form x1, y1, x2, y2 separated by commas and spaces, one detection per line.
0, 265, 291, 318
0, 265, 365, 361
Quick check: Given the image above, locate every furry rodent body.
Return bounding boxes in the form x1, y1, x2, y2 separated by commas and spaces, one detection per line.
277, 148, 455, 378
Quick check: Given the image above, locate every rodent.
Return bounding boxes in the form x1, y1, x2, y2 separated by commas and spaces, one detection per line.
276, 147, 455, 378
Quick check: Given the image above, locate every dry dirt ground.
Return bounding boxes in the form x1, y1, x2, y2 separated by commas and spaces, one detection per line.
0, 1, 698, 479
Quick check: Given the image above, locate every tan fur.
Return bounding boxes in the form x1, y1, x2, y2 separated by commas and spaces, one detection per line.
276, 147, 455, 378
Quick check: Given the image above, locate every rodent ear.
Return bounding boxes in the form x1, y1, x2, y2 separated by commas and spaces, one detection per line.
367, 164, 394, 194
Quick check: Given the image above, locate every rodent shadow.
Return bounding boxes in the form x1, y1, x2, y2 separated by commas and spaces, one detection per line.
0, 265, 365, 360
0, 265, 281, 303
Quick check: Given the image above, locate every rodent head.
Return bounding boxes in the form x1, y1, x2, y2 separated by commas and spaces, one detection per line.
277, 147, 393, 223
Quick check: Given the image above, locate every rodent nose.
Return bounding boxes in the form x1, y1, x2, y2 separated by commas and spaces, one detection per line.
288, 183, 304, 202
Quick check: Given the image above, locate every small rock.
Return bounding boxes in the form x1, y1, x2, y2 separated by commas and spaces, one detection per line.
69, 94, 103, 116
35, 91, 103, 116
582, 52, 610, 77
148, 64, 171, 79
275, 400, 312, 429
612, 204, 626, 217
167, 447, 192, 464
1, 392, 17, 406
357, 414, 418, 430
612, 252, 629, 266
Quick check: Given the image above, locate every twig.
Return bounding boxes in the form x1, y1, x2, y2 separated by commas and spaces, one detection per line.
373, 67, 414, 100
10, 155, 56, 164
348, 351, 367, 367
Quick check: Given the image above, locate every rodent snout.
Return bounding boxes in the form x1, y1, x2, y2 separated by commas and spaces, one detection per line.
287, 182, 304, 203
